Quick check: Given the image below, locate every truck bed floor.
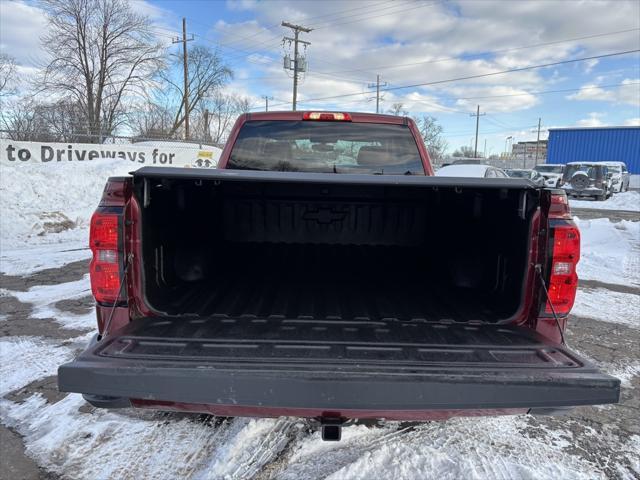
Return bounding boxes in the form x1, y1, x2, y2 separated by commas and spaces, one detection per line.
161, 277, 513, 323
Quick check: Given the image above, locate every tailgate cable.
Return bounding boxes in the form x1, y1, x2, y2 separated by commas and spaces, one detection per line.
535, 264, 568, 347
98, 253, 133, 341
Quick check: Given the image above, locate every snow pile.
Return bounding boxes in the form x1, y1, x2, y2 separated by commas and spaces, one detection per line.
0, 394, 623, 480
0, 241, 90, 276
10, 276, 95, 330
575, 217, 640, 287
0, 159, 132, 250
570, 190, 640, 211
0, 337, 76, 396
572, 288, 640, 328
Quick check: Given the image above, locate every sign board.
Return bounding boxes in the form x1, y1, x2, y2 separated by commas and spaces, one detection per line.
0, 139, 222, 168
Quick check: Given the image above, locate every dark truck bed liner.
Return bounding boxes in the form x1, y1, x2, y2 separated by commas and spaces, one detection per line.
158, 245, 518, 322
58, 316, 620, 411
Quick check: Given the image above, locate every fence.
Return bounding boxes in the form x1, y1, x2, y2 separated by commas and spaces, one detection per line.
0, 129, 224, 149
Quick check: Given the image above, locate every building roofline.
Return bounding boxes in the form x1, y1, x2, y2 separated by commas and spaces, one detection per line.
548, 126, 640, 131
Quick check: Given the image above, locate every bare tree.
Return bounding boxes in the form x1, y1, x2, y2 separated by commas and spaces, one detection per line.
387, 102, 409, 116
130, 99, 176, 140
157, 45, 232, 137
1, 98, 93, 142
201, 92, 250, 144
452, 146, 475, 158
413, 115, 448, 161
1, 99, 40, 140
38, 0, 164, 142
0, 53, 17, 98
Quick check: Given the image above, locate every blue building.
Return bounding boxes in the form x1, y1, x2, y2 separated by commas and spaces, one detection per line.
547, 126, 640, 174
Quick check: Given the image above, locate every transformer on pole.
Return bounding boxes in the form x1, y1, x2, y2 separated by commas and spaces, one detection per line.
282, 21, 312, 111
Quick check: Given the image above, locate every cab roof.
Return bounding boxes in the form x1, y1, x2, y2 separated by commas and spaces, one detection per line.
239, 111, 411, 125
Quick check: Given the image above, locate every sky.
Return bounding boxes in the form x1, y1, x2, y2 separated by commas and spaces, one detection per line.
1, 0, 639, 155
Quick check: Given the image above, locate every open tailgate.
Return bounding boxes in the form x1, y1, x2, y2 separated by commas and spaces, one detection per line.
58, 317, 620, 413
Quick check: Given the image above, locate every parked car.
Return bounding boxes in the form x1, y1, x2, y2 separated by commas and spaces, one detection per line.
505, 168, 545, 186
59, 111, 619, 441
599, 162, 630, 192
435, 164, 509, 178
451, 158, 484, 165
534, 164, 565, 188
562, 162, 613, 201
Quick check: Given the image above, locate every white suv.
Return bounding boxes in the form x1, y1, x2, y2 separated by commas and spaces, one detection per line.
599, 162, 630, 193
533, 164, 564, 188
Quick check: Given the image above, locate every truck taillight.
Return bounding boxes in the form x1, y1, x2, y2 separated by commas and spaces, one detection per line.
549, 191, 571, 219
89, 212, 122, 304
546, 225, 580, 315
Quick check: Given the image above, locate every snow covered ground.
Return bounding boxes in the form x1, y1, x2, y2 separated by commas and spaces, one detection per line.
570, 190, 640, 211
575, 217, 640, 287
1, 160, 639, 479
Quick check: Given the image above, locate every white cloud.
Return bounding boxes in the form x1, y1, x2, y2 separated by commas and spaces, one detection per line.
576, 112, 607, 127
0, 1, 48, 67
583, 58, 599, 74
567, 84, 616, 102
210, 0, 640, 117
568, 78, 640, 106
624, 117, 640, 126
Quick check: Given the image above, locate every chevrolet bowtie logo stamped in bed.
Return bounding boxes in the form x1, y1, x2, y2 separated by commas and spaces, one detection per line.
302, 207, 348, 224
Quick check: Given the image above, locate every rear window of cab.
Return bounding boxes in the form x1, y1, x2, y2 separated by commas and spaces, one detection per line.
227, 120, 424, 175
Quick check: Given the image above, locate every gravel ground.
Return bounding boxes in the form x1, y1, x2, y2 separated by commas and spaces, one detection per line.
0, 212, 638, 479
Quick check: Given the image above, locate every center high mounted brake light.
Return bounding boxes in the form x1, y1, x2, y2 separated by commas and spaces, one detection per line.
303, 112, 352, 121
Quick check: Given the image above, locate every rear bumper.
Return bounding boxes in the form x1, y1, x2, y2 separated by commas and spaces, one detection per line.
58, 318, 620, 418
59, 358, 619, 412
563, 187, 605, 197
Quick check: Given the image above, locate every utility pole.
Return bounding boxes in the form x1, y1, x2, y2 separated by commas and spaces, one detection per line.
204, 109, 210, 142
534, 117, 542, 165
470, 105, 485, 158
367, 74, 388, 113
282, 21, 312, 111
483, 138, 487, 159
172, 18, 194, 140
261, 95, 273, 112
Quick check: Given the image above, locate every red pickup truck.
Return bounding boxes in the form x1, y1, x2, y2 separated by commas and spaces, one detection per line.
59, 111, 619, 441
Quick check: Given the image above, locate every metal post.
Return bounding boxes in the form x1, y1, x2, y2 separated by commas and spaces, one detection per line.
262, 95, 272, 112
204, 109, 210, 142
292, 29, 299, 111
172, 18, 194, 140
182, 18, 190, 139
367, 75, 387, 113
535, 117, 541, 165
470, 105, 484, 158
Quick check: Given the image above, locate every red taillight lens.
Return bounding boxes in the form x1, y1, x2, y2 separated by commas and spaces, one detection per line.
546, 225, 580, 315
89, 212, 121, 304
302, 112, 352, 121
549, 192, 571, 219
90, 215, 119, 249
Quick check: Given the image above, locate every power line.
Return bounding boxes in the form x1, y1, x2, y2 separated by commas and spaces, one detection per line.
453, 81, 640, 100
310, 1, 441, 30
266, 49, 640, 108
312, 27, 640, 76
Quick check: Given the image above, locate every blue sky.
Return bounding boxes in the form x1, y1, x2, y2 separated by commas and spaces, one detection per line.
1, 0, 639, 154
